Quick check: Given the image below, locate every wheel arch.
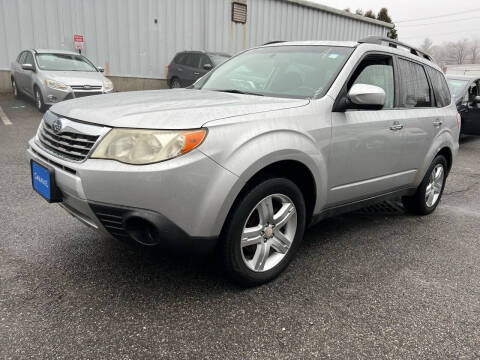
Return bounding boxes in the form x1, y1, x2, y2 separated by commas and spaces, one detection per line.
437, 146, 453, 173
215, 154, 323, 241
169, 76, 179, 88
234, 159, 317, 222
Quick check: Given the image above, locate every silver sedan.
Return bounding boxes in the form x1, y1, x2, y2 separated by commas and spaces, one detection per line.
10, 49, 114, 112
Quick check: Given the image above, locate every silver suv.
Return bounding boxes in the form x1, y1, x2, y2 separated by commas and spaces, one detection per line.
28, 37, 459, 286
11, 49, 114, 112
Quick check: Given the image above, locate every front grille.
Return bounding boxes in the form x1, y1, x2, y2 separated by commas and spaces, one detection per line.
38, 121, 100, 161
74, 91, 103, 98
31, 148, 76, 174
71, 85, 102, 90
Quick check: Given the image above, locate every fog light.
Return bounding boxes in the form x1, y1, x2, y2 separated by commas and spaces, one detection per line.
47, 95, 57, 102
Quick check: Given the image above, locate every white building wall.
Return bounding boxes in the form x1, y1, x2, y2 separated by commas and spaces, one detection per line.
0, 0, 391, 79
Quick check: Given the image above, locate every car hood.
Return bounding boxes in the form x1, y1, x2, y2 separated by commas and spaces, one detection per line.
43, 71, 106, 86
50, 89, 310, 129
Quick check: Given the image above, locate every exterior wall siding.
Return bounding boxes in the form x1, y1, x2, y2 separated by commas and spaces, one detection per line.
0, 0, 389, 79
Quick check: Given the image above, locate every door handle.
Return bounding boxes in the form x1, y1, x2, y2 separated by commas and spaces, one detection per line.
193, 72, 200, 75
433, 120, 443, 127
389, 122, 404, 131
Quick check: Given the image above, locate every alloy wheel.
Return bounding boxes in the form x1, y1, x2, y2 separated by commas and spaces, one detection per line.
240, 194, 297, 272
425, 164, 444, 207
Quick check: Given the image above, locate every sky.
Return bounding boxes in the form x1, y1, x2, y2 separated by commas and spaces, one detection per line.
311, 0, 480, 46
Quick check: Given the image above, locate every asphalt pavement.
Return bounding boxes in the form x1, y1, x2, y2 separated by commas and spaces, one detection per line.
1, 93, 480, 359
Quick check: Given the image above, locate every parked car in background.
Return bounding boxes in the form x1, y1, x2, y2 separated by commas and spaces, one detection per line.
11, 49, 114, 112
28, 37, 458, 286
446, 75, 480, 135
167, 51, 230, 88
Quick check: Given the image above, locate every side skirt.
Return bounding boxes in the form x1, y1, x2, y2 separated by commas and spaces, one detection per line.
310, 187, 416, 226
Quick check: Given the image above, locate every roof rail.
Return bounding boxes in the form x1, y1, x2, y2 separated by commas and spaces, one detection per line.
263, 41, 286, 45
358, 36, 432, 61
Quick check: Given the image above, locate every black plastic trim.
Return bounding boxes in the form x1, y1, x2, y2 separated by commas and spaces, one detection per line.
89, 201, 218, 255
310, 187, 416, 226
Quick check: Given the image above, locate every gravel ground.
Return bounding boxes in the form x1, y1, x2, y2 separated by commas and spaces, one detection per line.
1, 93, 479, 359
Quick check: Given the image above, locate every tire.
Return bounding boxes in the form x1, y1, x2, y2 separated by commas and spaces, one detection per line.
402, 155, 448, 215
34, 87, 46, 112
170, 78, 181, 88
11, 78, 20, 98
220, 178, 306, 286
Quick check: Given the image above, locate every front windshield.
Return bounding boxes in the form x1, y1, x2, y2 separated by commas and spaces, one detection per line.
447, 79, 469, 98
195, 45, 354, 99
36, 53, 97, 72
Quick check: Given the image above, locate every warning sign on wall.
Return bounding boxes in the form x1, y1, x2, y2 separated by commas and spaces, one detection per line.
74, 34, 84, 50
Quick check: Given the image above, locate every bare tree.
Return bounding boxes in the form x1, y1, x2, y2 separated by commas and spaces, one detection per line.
419, 38, 433, 53
451, 39, 469, 64
471, 39, 479, 64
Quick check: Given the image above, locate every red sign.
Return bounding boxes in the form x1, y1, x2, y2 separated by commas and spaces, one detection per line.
74, 34, 84, 50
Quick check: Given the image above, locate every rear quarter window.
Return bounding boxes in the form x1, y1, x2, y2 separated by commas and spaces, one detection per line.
174, 53, 187, 65
426, 67, 451, 107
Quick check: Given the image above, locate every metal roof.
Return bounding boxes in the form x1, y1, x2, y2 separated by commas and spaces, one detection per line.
283, 0, 395, 29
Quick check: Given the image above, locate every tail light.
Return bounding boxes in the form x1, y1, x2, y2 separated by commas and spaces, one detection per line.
457, 113, 461, 129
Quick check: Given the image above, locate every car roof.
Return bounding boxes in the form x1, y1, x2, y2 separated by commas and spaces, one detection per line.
206, 52, 231, 57
32, 49, 83, 55
177, 50, 231, 57
262, 40, 442, 72
264, 40, 358, 48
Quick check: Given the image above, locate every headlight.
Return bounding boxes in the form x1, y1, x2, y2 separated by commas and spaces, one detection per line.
91, 128, 207, 164
103, 79, 113, 91
44, 79, 69, 91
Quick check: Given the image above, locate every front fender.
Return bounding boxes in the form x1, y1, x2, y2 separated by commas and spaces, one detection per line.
199, 123, 329, 230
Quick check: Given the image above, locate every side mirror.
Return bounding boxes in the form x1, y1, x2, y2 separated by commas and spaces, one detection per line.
97, 66, 105, 73
22, 63, 34, 71
203, 63, 213, 70
347, 84, 386, 109
473, 95, 480, 104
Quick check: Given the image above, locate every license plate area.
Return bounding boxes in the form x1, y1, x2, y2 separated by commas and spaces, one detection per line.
30, 159, 62, 203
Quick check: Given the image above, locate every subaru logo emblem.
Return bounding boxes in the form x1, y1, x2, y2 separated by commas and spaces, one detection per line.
52, 118, 63, 133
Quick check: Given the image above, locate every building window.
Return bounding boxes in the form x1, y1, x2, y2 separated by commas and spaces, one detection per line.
232, 2, 247, 24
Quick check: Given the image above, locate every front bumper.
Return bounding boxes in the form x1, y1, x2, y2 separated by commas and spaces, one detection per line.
28, 138, 239, 252
43, 87, 114, 105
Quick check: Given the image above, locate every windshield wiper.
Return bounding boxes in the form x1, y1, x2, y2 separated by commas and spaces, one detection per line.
212, 89, 264, 96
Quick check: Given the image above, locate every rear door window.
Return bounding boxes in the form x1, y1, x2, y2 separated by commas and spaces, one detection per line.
397, 58, 432, 108
426, 67, 451, 107
185, 54, 201, 68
